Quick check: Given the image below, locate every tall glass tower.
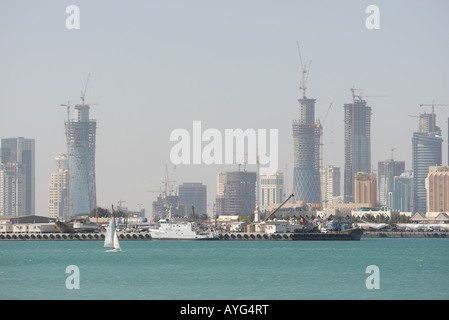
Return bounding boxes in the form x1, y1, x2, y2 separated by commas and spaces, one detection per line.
412, 111, 442, 213
64, 103, 97, 215
179, 182, 207, 216
343, 92, 371, 203
292, 56, 321, 205
292, 99, 321, 204
1, 137, 35, 215
412, 132, 442, 213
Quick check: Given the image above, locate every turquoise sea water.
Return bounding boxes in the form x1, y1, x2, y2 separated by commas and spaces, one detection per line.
0, 238, 448, 300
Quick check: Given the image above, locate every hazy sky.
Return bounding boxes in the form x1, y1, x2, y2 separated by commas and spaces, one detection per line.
1, 0, 448, 217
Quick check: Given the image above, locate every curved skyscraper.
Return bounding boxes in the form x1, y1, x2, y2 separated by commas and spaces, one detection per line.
292, 97, 321, 204
291, 54, 321, 205
64, 104, 97, 215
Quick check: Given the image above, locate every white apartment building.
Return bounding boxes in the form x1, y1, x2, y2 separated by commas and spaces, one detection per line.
320, 165, 340, 208
48, 153, 70, 219
260, 172, 284, 209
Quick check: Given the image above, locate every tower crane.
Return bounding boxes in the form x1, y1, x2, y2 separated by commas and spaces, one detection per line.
419, 101, 449, 133
297, 41, 311, 99
318, 102, 333, 168
147, 189, 163, 196
81, 73, 90, 105
350, 87, 386, 102
60, 101, 76, 122
162, 163, 177, 196
60, 73, 96, 121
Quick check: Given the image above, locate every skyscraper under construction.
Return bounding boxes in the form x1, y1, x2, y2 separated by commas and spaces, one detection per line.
343, 89, 372, 203
292, 52, 321, 205
62, 78, 97, 215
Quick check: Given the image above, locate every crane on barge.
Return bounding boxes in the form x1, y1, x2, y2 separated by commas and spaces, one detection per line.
263, 194, 294, 222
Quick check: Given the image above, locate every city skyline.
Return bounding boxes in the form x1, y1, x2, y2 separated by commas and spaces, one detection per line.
1, 1, 449, 216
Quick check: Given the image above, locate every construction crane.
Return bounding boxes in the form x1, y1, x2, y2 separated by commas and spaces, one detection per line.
297, 41, 311, 99
351, 87, 386, 102
162, 163, 176, 196
60, 101, 75, 123
318, 102, 333, 167
263, 193, 294, 222
350, 87, 364, 103
419, 101, 449, 133
117, 199, 126, 210
147, 189, 163, 196
80, 73, 90, 105
60, 73, 96, 121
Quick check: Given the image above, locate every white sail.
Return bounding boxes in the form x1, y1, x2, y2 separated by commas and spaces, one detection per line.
113, 230, 121, 251
104, 218, 115, 247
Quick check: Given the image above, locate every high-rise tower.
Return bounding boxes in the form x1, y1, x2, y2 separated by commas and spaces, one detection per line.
179, 182, 207, 216
319, 165, 340, 208
412, 102, 446, 213
378, 157, 405, 206
62, 76, 97, 215
0, 162, 25, 216
1, 137, 35, 215
292, 47, 321, 205
343, 89, 372, 203
412, 132, 442, 213
260, 171, 284, 208
215, 171, 256, 216
48, 153, 70, 219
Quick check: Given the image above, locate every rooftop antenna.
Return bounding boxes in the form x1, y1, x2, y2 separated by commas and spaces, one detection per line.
297, 41, 311, 99
390, 147, 396, 161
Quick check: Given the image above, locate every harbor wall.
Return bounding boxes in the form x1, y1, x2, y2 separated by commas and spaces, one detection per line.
1, 231, 447, 241
0, 232, 150, 241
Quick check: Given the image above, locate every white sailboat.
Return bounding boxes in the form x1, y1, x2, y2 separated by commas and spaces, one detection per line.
104, 209, 121, 252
